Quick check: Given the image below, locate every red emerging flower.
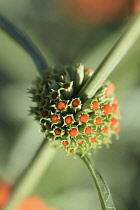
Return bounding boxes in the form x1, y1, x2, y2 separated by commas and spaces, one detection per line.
110, 117, 118, 126
72, 99, 80, 107
62, 141, 69, 146
42, 111, 48, 117
56, 101, 66, 110
111, 103, 118, 112
69, 128, 78, 136
91, 101, 99, 110
95, 117, 102, 125
65, 116, 73, 124
102, 126, 109, 134
90, 136, 97, 142
79, 114, 89, 122
102, 104, 112, 115
84, 126, 92, 135
51, 115, 59, 123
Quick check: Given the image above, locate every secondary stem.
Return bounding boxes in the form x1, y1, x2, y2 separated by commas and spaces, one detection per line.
78, 12, 140, 101
0, 15, 48, 75
78, 154, 116, 210
3, 140, 56, 210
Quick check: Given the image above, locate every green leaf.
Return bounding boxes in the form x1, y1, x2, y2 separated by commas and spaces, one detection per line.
77, 12, 140, 101
94, 169, 116, 210
78, 154, 116, 210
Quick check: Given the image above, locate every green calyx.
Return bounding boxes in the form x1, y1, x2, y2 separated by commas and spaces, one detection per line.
29, 64, 120, 155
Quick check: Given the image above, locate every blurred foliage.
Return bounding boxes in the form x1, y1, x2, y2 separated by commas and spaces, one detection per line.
0, 0, 140, 210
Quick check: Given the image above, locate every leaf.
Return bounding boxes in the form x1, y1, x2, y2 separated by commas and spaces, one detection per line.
78, 154, 116, 210
77, 12, 140, 101
94, 169, 116, 210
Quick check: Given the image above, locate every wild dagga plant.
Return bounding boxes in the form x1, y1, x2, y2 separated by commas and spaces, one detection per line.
0, 12, 140, 210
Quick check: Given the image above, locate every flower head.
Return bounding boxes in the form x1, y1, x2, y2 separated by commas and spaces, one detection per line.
17, 196, 58, 210
30, 64, 120, 155
0, 181, 12, 208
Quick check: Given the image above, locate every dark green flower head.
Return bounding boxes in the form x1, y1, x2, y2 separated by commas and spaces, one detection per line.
29, 64, 120, 155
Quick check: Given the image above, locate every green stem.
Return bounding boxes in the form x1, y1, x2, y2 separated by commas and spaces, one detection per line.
77, 12, 140, 101
3, 141, 56, 210
78, 154, 116, 210
0, 15, 48, 75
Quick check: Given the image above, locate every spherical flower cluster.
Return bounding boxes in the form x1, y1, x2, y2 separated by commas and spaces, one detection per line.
29, 64, 120, 155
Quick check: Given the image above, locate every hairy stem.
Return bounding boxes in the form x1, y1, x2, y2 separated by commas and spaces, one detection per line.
0, 15, 48, 75
78, 12, 140, 100
3, 141, 56, 210
78, 154, 116, 210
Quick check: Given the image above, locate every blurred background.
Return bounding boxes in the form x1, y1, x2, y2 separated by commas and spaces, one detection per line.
0, 0, 140, 209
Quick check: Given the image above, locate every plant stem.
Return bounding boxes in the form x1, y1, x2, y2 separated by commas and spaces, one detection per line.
0, 15, 48, 75
77, 12, 140, 101
3, 140, 56, 210
78, 153, 116, 210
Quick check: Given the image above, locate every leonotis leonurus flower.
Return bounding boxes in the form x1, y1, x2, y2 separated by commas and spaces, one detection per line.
29, 64, 120, 155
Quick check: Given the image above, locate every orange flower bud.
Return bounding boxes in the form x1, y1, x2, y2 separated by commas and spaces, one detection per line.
69, 128, 78, 136
62, 141, 69, 146
56, 101, 66, 110
79, 114, 89, 122
84, 126, 92, 135
91, 101, 99, 110
110, 117, 118, 126
90, 136, 97, 142
95, 117, 102, 125
102, 126, 109, 134
102, 104, 112, 115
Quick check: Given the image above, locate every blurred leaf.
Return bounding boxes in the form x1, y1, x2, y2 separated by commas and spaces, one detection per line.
3, 119, 43, 183
80, 24, 140, 96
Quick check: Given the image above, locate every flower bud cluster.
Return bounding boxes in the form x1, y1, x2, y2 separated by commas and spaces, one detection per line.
29, 64, 120, 155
